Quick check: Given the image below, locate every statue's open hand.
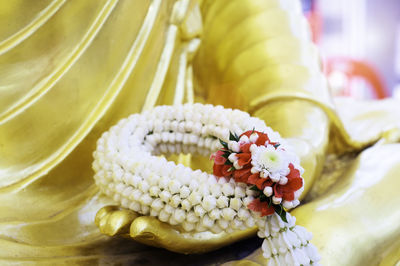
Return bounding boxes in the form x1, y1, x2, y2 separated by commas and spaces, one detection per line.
95, 205, 256, 254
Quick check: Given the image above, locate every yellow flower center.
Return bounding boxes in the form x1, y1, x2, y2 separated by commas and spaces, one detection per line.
259, 150, 282, 172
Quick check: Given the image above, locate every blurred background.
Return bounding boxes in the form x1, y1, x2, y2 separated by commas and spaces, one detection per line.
301, 0, 400, 99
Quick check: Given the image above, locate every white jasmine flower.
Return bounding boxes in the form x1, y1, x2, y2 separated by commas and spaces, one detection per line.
282, 200, 293, 209
150, 198, 164, 211
198, 183, 210, 196
294, 186, 304, 199
158, 177, 171, 189
202, 195, 217, 212
130, 189, 142, 201
210, 185, 222, 197
186, 211, 199, 223
168, 180, 181, 194
129, 201, 141, 212
201, 215, 214, 228
188, 191, 202, 205
209, 209, 221, 220
195, 223, 207, 232
238, 135, 250, 144
249, 133, 259, 143
234, 186, 246, 198
249, 143, 258, 153
228, 141, 240, 152
250, 167, 258, 174
179, 186, 191, 198
228, 153, 238, 163
158, 210, 170, 222
182, 221, 195, 231
211, 225, 223, 234
181, 199, 191, 211
159, 190, 171, 202
216, 196, 229, 208
229, 198, 242, 211
222, 183, 235, 196
189, 179, 199, 191
263, 186, 273, 197
149, 186, 160, 197
242, 196, 254, 206
222, 208, 236, 220
237, 208, 250, 220
233, 160, 242, 170
194, 205, 206, 217
230, 219, 243, 230
217, 219, 229, 229
272, 196, 282, 204
170, 195, 182, 208
173, 209, 186, 223
245, 217, 255, 227
217, 177, 228, 185
279, 176, 288, 185
164, 204, 174, 214
140, 193, 153, 205
150, 209, 159, 217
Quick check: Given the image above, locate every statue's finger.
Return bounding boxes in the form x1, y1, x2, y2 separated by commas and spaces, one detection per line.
102, 209, 139, 236
94, 205, 120, 226
130, 216, 257, 254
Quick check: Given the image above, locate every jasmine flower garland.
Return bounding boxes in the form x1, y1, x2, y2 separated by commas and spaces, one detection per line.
93, 103, 320, 266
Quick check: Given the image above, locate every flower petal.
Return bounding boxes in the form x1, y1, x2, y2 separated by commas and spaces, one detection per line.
221, 165, 233, 177
247, 173, 260, 185
260, 204, 275, 217
287, 163, 301, 179
240, 143, 251, 153
233, 166, 252, 183
241, 130, 254, 138
283, 192, 295, 201
237, 153, 251, 166
211, 150, 227, 165
273, 184, 283, 198
248, 198, 275, 217
255, 133, 269, 146
213, 164, 224, 177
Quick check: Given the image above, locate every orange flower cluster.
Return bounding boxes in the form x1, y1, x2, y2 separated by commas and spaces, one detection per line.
211, 130, 303, 217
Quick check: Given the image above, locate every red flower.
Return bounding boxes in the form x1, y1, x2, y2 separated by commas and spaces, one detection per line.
236, 153, 251, 167
240, 130, 272, 146
239, 142, 251, 153
273, 164, 303, 201
247, 198, 275, 217
210, 150, 226, 165
247, 173, 260, 185
233, 166, 252, 183
213, 164, 232, 178
248, 174, 273, 191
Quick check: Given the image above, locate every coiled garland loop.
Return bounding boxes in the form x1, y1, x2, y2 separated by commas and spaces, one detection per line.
93, 104, 320, 266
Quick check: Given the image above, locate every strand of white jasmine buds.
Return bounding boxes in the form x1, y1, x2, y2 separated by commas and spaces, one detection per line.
93, 104, 320, 264
257, 214, 321, 266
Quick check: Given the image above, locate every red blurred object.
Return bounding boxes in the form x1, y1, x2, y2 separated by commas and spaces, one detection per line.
326, 57, 389, 99
304, 0, 323, 44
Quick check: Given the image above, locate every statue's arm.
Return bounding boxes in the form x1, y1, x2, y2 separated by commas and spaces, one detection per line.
194, 0, 331, 196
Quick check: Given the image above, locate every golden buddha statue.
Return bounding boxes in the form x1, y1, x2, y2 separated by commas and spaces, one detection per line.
0, 0, 399, 265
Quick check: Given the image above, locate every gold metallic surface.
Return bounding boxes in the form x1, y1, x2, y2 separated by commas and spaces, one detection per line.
0, 0, 399, 265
